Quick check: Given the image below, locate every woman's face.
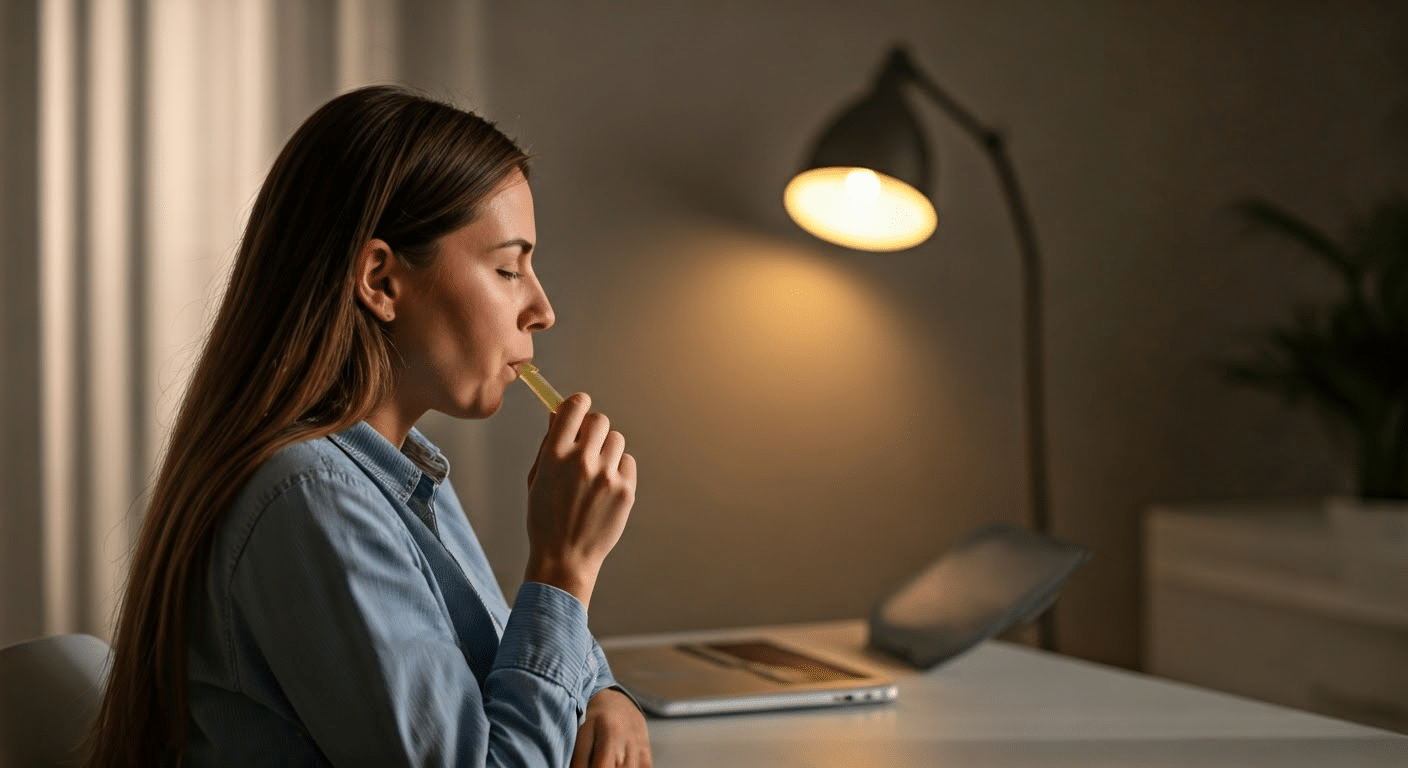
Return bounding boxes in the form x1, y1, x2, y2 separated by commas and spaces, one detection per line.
391, 169, 554, 419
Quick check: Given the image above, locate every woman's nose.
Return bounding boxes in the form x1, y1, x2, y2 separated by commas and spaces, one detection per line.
524, 279, 554, 332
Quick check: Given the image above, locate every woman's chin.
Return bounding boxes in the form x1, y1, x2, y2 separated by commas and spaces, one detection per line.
441, 395, 500, 420
465, 403, 501, 420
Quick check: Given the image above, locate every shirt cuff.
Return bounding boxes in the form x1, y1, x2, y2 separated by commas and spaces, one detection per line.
497, 581, 595, 695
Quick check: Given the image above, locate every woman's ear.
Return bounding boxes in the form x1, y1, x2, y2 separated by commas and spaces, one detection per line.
354, 238, 400, 322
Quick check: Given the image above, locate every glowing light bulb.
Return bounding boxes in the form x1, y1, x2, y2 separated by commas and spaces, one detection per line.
844, 168, 882, 202
784, 167, 937, 251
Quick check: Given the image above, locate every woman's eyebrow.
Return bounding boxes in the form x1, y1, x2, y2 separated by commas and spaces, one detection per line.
493, 237, 534, 255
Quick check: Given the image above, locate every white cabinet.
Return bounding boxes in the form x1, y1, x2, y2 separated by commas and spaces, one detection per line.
1144, 502, 1408, 734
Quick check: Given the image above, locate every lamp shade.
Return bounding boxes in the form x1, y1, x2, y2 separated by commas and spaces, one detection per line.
785, 77, 937, 251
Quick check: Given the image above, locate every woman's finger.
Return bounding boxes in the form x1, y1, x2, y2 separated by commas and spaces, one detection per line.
600, 431, 626, 478
576, 411, 611, 460
547, 393, 591, 454
618, 452, 637, 485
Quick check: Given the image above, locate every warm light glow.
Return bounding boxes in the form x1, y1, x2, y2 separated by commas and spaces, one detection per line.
844, 168, 881, 202
784, 166, 937, 252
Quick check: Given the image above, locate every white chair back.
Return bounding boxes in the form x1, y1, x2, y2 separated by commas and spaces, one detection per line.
0, 634, 112, 768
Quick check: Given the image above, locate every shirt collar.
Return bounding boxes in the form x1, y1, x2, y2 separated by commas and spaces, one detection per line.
328, 421, 450, 504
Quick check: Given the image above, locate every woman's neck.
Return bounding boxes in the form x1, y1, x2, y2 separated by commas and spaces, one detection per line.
363, 398, 425, 449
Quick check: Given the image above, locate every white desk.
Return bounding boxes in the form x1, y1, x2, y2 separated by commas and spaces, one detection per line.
601, 620, 1406, 767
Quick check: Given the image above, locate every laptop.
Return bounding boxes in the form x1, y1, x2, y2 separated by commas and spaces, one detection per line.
604, 635, 898, 717
603, 523, 1090, 718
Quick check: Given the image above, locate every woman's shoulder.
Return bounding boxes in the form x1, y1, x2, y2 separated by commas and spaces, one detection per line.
214, 431, 406, 572
234, 433, 373, 515
204, 430, 426, 614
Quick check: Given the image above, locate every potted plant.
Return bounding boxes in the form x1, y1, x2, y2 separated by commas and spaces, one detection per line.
1223, 195, 1408, 597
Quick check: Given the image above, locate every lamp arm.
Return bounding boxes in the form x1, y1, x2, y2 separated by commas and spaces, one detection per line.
889, 47, 1056, 646
883, 48, 994, 148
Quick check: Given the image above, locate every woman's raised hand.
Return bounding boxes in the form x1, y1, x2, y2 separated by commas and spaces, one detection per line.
524, 393, 637, 609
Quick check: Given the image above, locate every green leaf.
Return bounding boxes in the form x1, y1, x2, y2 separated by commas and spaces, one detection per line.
1223, 194, 1408, 497
1233, 199, 1357, 282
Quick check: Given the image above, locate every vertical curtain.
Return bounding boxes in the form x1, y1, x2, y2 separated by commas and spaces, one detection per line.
1, 0, 491, 647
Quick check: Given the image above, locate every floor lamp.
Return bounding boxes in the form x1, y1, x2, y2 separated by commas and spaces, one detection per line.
784, 45, 1057, 651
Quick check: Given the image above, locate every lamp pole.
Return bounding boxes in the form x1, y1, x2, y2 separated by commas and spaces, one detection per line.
883, 47, 1057, 650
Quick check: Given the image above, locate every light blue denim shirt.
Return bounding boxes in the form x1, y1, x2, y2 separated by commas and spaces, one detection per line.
185, 421, 617, 766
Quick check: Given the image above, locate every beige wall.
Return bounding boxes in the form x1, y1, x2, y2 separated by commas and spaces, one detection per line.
458, 0, 1408, 669
5, 0, 1405, 670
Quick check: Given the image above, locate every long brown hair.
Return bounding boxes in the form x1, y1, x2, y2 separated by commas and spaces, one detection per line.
86, 85, 529, 767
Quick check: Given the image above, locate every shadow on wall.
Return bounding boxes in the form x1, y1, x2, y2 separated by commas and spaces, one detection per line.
560, 216, 974, 635
621, 219, 922, 453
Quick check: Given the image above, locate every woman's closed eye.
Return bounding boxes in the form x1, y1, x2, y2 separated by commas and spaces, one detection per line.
497, 269, 523, 280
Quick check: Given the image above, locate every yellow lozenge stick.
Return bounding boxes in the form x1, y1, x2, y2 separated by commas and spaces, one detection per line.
519, 363, 565, 412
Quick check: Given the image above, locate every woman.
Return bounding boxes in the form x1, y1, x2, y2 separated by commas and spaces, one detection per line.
86, 85, 650, 767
